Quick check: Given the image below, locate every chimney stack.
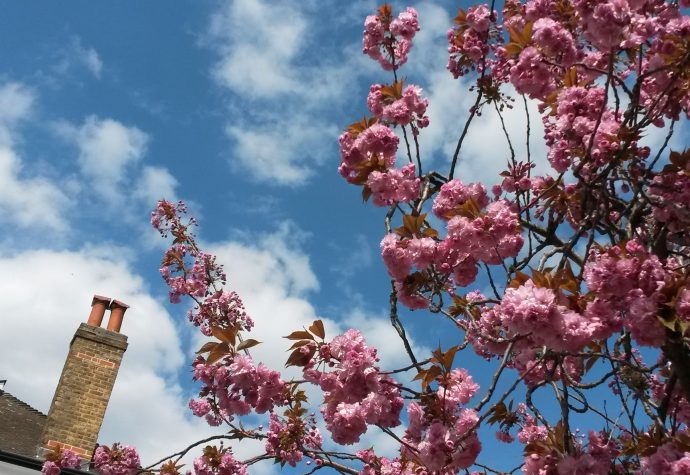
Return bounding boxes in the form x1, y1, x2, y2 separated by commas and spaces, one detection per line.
40, 295, 129, 461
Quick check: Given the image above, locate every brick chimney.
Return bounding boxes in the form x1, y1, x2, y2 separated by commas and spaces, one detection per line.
40, 295, 129, 460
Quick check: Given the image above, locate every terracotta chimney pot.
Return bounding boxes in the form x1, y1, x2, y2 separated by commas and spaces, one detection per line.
87, 295, 111, 327
107, 299, 129, 333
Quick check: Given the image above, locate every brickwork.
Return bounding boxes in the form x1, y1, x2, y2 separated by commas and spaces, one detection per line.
40, 323, 128, 459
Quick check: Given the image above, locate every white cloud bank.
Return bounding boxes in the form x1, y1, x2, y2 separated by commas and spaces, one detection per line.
0, 82, 71, 232
0, 222, 423, 473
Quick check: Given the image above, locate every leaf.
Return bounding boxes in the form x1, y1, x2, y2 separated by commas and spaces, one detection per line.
422, 365, 442, 390
236, 338, 261, 351
285, 330, 314, 341
508, 270, 530, 289
196, 341, 219, 354
442, 346, 460, 371
362, 186, 372, 203
487, 402, 507, 425
288, 340, 313, 350
658, 314, 678, 332
285, 346, 315, 367
211, 326, 236, 346
563, 67, 578, 88
308, 320, 326, 339
584, 354, 600, 373
347, 117, 377, 137
207, 342, 232, 364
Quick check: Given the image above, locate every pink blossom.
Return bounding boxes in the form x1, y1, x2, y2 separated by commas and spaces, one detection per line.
265, 413, 322, 467
93, 444, 140, 475
339, 123, 399, 185
367, 164, 421, 206
363, 7, 419, 70
41, 448, 81, 475
510, 47, 555, 100
432, 179, 489, 220
306, 329, 403, 445
367, 83, 429, 130
532, 18, 577, 66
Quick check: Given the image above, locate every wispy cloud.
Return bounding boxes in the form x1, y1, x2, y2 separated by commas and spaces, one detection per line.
204, 0, 375, 185
54, 37, 103, 80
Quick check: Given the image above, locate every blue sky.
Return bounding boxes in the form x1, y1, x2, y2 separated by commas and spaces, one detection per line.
1, 0, 685, 473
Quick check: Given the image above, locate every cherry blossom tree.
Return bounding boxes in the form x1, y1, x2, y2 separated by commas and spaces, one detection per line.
45, 1, 690, 473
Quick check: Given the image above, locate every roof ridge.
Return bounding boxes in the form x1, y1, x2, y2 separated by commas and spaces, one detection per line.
0, 390, 47, 418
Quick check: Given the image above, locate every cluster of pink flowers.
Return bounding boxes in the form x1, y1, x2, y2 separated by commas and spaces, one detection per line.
190, 354, 285, 425
583, 240, 674, 346
495, 280, 594, 352
303, 329, 403, 445
152, 200, 253, 333
93, 444, 140, 475
447, 4, 495, 78
509, 46, 556, 101
357, 449, 405, 475
640, 11, 690, 121
444, 199, 524, 265
190, 290, 253, 336
379, 179, 523, 309
639, 438, 690, 474
363, 6, 419, 70
193, 448, 247, 475
338, 122, 398, 185
521, 429, 618, 475
434, 180, 523, 266
367, 164, 420, 206
41, 448, 81, 475
265, 413, 322, 467
367, 83, 429, 131
650, 156, 690, 236
543, 86, 623, 173
338, 120, 421, 206
402, 369, 481, 472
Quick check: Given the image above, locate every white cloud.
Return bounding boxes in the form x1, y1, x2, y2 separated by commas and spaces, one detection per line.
0, 248, 213, 463
57, 116, 149, 203
133, 166, 179, 209
0, 147, 70, 231
54, 38, 103, 79
225, 119, 337, 185
205, 0, 368, 185
208, 0, 306, 99
0, 82, 70, 231
0, 82, 35, 131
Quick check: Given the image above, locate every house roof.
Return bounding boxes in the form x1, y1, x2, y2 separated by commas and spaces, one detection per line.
0, 390, 46, 459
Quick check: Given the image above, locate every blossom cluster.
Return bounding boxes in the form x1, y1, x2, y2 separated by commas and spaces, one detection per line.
41, 447, 81, 475
582, 240, 683, 347
338, 120, 421, 207
367, 82, 429, 132
380, 179, 523, 309
639, 439, 690, 474
152, 200, 253, 333
265, 412, 322, 466
363, 5, 419, 70
190, 354, 286, 425
523, 430, 619, 475
650, 150, 690, 238
402, 369, 481, 472
192, 446, 247, 475
303, 329, 403, 445
447, 4, 496, 78
93, 444, 140, 475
